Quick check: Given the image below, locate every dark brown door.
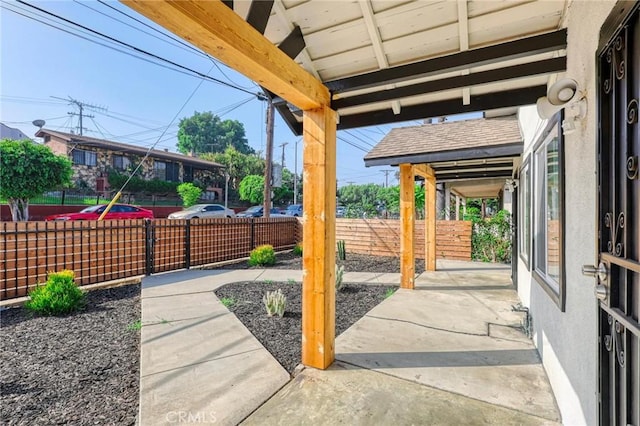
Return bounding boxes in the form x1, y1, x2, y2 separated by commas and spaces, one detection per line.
595, 3, 639, 425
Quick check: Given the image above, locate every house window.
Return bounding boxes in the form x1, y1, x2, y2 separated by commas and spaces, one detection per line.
112, 155, 131, 171
518, 157, 531, 269
532, 116, 565, 310
154, 161, 179, 182
72, 149, 97, 166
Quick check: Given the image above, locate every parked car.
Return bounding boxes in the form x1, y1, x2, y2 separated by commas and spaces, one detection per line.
236, 206, 282, 217
336, 206, 346, 218
167, 204, 236, 219
284, 204, 303, 217
45, 204, 154, 221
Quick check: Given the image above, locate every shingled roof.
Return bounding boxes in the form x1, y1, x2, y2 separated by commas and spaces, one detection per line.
364, 115, 523, 167
36, 129, 224, 170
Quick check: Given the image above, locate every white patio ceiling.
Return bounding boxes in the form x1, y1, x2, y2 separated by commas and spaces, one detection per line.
227, 0, 567, 134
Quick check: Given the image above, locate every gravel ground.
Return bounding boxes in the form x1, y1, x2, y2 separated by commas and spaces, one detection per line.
0, 284, 141, 426
214, 281, 396, 374
218, 251, 426, 274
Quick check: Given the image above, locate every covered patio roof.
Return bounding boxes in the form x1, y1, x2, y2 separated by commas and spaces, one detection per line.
121, 0, 568, 371
364, 113, 523, 198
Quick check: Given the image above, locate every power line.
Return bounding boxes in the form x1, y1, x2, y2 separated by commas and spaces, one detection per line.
10, 1, 265, 99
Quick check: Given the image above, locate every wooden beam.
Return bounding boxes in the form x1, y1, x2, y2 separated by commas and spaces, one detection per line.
338, 85, 546, 130
413, 164, 435, 179
121, 0, 329, 110
425, 176, 437, 271
302, 105, 337, 369
331, 57, 566, 110
325, 29, 567, 93
399, 163, 415, 289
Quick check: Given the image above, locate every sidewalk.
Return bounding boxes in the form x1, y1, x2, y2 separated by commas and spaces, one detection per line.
139, 261, 560, 425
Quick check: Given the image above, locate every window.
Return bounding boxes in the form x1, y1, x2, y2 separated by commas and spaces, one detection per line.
154, 161, 179, 182
112, 155, 131, 171
532, 116, 565, 310
72, 149, 97, 166
518, 157, 531, 269
204, 205, 223, 212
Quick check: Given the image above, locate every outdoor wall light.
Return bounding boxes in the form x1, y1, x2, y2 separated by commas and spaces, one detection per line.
536, 78, 588, 121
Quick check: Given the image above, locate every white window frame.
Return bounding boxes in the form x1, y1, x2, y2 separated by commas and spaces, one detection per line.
518, 157, 531, 269
532, 115, 565, 311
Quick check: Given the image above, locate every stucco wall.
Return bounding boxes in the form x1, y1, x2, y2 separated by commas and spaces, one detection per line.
516, 1, 617, 424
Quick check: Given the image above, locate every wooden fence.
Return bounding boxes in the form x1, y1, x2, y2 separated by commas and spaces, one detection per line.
335, 219, 472, 261
0, 217, 298, 301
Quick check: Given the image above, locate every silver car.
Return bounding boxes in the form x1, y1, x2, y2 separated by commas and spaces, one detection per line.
168, 204, 236, 219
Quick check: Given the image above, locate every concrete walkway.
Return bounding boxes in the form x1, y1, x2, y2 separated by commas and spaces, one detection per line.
139, 261, 560, 425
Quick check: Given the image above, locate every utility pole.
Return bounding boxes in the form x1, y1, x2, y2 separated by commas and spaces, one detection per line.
293, 139, 299, 204
263, 97, 275, 218
52, 96, 105, 135
381, 169, 394, 187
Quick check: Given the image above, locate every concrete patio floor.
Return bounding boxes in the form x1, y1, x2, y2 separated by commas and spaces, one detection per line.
139, 260, 560, 425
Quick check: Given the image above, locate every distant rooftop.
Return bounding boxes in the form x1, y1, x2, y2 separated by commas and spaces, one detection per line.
36, 129, 224, 170
364, 115, 523, 167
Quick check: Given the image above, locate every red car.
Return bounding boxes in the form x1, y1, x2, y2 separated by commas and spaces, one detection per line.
45, 204, 154, 221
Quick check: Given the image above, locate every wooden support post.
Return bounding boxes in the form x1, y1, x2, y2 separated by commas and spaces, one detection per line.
399, 163, 415, 289
425, 175, 437, 271
455, 195, 461, 220
444, 187, 451, 220
301, 105, 336, 370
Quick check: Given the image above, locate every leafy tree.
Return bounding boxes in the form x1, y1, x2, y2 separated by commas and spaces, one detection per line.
0, 139, 72, 221
201, 146, 265, 201
177, 111, 254, 155
338, 182, 426, 218
239, 174, 264, 204
177, 183, 202, 207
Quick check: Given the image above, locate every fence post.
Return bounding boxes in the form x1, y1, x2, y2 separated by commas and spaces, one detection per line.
185, 219, 191, 269
145, 219, 154, 275
61, 190, 66, 205
250, 218, 255, 250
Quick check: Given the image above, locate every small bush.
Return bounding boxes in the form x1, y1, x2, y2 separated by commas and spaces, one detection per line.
292, 243, 303, 256
249, 244, 276, 266
263, 289, 286, 317
177, 182, 202, 207
25, 270, 85, 315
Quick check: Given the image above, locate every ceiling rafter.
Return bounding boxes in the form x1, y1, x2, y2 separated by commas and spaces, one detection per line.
332, 57, 566, 109
246, 0, 274, 34
272, 0, 321, 80
457, 0, 471, 105
358, 0, 401, 115
325, 29, 567, 93
341, 85, 546, 131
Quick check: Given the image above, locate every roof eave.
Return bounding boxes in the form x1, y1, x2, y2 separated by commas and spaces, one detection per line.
364, 142, 523, 167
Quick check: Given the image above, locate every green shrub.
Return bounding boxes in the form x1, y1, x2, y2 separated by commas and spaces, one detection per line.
177, 182, 202, 207
263, 288, 286, 317
249, 244, 276, 266
471, 209, 512, 263
292, 243, 303, 256
25, 270, 85, 315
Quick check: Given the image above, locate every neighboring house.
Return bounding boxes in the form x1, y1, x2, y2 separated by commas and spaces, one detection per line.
35, 129, 224, 199
1, 123, 31, 140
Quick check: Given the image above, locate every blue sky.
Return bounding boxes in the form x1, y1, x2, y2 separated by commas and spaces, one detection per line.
0, 1, 476, 187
